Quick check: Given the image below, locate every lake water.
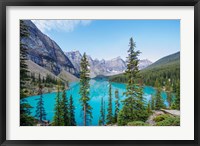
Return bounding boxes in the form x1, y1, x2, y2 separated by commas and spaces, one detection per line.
25, 78, 168, 126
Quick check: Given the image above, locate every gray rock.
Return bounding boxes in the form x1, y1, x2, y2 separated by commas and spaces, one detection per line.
21, 20, 78, 76
138, 59, 152, 70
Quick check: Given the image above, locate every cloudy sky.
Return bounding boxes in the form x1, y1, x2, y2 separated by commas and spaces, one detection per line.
31, 20, 180, 62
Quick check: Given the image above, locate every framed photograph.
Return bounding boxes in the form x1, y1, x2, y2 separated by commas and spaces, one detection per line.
0, 0, 199, 145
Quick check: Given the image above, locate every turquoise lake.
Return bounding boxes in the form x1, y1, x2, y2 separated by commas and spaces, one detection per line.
25, 78, 169, 126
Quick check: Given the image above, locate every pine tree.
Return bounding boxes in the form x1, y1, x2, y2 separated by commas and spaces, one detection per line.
53, 81, 64, 126
114, 89, 120, 123
151, 95, 155, 110
35, 74, 46, 125
103, 100, 106, 124
147, 101, 151, 113
98, 97, 105, 126
69, 95, 76, 126
106, 83, 113, 124
79, 52, 92, 126
167, 92, 172, 108
166, 79, 173, 108
155, 88, 164, 110
61, 86, 69, 126
154, 78, 160, 88
20, 20, 29, 99
172, 80, 180, 110
20, 20, 34, 126
175, 81, 180, 110
118, 37, 148, 126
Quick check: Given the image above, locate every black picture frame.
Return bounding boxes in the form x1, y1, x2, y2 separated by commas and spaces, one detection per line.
0, 0, 199, 146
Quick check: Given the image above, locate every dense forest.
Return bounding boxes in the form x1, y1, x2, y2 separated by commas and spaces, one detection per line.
109, 52, 180, 111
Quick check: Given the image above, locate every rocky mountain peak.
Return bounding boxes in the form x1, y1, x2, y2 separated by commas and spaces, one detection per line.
65, 51, 152, 78
21, 20, 78, 76
138, 59, 152, 70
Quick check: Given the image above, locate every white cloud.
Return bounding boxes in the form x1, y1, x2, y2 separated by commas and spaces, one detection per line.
31, 20, 92, 33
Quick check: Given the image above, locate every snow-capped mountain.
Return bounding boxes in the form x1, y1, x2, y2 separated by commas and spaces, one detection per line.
65, 51, 152, 78
138, 59, 152, 70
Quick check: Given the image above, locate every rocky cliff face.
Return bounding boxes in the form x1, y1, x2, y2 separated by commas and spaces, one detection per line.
65, 50, 82, 73
21, 20, 78, 76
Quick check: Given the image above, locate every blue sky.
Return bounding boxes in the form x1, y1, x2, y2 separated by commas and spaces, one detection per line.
32, 20, 180, 62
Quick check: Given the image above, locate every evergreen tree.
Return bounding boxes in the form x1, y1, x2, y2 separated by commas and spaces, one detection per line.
147, 101, 151, 113
42, 77, 45, 83
114, 89, 120, 123
31, 73, 35, 82
79, 52, 92, 126
20, 20, 34, 126
103, 100, 106, 124
35, 74, 46, 125
98, 97, 105, 126
61, 86, 69, 126
69, 95, 76, 126
154, 78, 160, 89
155, 88, 164, 110
118, 37, 148, 126
172, 80, 180, 110
151, 95, 155, 110
53, 81, 64, 126
166, 79, 173, 108
106, 83, 113, 124
167, 92, 172, 108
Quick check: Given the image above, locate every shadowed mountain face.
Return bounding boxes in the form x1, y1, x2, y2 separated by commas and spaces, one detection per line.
65, 51, 152, 78
21, 20, 78, 76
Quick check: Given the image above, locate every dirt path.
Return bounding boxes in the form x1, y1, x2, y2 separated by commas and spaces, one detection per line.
146, 110, 165, 126
160, 109, 180, 116
146, 109, 180, 126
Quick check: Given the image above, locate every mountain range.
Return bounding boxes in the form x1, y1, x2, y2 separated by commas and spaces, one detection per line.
22, 20, 152, 80
65, 51, 152, 78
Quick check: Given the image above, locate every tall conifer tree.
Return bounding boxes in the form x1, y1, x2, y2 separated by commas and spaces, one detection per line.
35, 74, 46, 125
98, 97, 105, 126
118, 37, 148, 126
155, 88, 164, 110
69, 95, 76, 126
79, 53, 92, 126
106, 83, 113, 124
61, 86, 69, 126
172, 80, 180, 110
53, 81, 64, 126
114, 89, 120, 123
151, 95, 155, 110
20, 20, 34, 126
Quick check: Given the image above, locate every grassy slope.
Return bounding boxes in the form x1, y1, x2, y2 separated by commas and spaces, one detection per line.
26, 60, 79, 96
27, 60, 59, 80
58, 69, 79, 82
